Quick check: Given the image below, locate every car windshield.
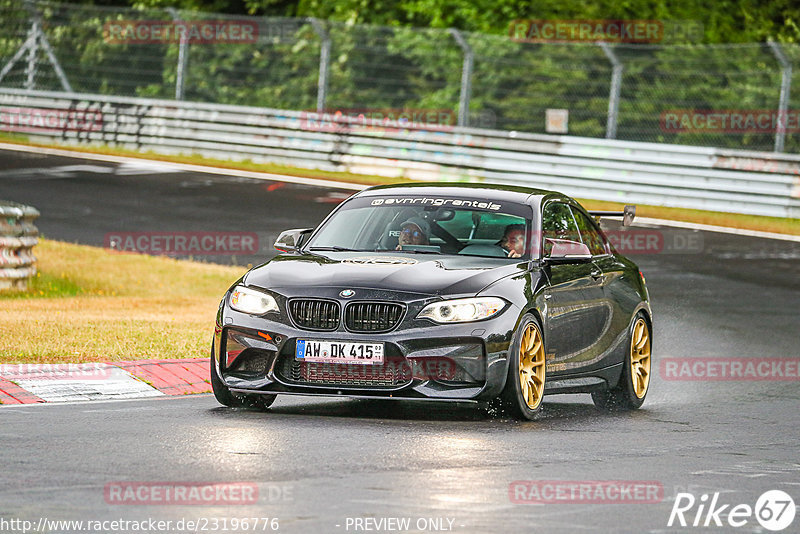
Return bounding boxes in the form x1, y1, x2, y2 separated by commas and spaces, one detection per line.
305, 194, 534, 259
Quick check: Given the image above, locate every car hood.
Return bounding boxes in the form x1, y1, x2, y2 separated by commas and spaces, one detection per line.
243, 252, 527, 297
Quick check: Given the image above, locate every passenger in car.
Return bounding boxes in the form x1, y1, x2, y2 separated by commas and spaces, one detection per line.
498, 224, 526, 258
396, 217, 430, 249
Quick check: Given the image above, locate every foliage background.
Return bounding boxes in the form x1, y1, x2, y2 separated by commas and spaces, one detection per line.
0, 0, 798, 152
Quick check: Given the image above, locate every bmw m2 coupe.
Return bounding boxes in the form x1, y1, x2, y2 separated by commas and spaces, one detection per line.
211, 183, 652, 419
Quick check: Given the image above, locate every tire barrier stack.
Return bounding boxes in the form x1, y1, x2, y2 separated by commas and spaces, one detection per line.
0, 201, 40, 291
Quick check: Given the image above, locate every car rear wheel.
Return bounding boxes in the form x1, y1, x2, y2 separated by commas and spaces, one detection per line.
210, 347, 277, 411
592, 313, 651, 411
501, 314, 546, 420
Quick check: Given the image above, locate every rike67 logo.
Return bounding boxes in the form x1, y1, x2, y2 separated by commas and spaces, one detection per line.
668, 490, 795, 531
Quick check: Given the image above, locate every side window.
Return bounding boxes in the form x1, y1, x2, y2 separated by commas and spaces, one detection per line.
541, 202, 579, 255
570, 207, 607, 256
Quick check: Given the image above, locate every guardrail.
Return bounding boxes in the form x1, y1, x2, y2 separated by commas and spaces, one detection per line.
0, 200, 39, 291
1, 88, 799, 218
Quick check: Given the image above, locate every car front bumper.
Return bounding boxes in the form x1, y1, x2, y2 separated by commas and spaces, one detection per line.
213, 296, 519, 402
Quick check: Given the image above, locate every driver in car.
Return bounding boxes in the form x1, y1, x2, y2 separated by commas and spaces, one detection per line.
498, 224, 525, 258
396, 217, 430, 249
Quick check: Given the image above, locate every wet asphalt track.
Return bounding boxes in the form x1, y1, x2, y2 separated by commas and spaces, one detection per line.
1, 148, 799, 533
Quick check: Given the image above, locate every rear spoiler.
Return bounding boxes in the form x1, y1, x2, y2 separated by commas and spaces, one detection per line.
589, 205, 636, 226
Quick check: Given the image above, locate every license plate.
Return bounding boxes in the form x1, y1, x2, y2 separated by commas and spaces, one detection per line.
295, 340, 384, 365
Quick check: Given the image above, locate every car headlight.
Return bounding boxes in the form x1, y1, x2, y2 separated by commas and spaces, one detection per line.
417, 297, 506, 323
229, 285, 279, 315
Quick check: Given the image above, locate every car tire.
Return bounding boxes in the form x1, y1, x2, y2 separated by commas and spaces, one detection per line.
592, 313, 651, 411
210, 346, 277, 411
500, 314, 546, 420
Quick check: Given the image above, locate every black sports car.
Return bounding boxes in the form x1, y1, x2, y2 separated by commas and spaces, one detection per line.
211, 183, 652, 419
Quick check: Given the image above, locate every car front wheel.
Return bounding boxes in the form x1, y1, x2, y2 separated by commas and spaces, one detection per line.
500, 314, 547, 420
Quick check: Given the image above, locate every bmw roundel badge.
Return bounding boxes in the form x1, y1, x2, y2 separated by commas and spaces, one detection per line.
339, 289, 355, 298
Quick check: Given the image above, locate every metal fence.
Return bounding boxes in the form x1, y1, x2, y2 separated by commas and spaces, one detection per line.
1, 0, 798, 153
2, 88, 798, 218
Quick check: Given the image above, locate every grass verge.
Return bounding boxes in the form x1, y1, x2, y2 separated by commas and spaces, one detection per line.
1, 135, 797, 235
0, 239, 246, 364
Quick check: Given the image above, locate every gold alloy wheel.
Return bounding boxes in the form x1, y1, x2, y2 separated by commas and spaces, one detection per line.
630, 318, 651, 398
518, 323, 546, 410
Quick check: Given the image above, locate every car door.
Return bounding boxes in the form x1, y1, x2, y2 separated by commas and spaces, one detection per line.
540, 201, 606, 372
568, 205, 619, 369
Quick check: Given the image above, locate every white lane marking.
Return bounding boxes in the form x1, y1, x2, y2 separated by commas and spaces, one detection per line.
0, 142, 365, 190
14, 380, 163, 402
114, 160, 185, 175
10, 366, 163, 403
0, 164, 114, 178
636, 217, 800, 242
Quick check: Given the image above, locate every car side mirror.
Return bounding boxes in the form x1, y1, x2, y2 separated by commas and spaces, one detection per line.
543, 239, 592, 263
274, 228, 313, 253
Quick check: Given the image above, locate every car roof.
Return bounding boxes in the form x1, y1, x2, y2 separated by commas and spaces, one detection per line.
359, 182, 562, 204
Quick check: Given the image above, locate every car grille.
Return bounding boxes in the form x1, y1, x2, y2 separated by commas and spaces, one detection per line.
344, 302, 404, 333
276, 355, 410, 388
289, 299, 340, 331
